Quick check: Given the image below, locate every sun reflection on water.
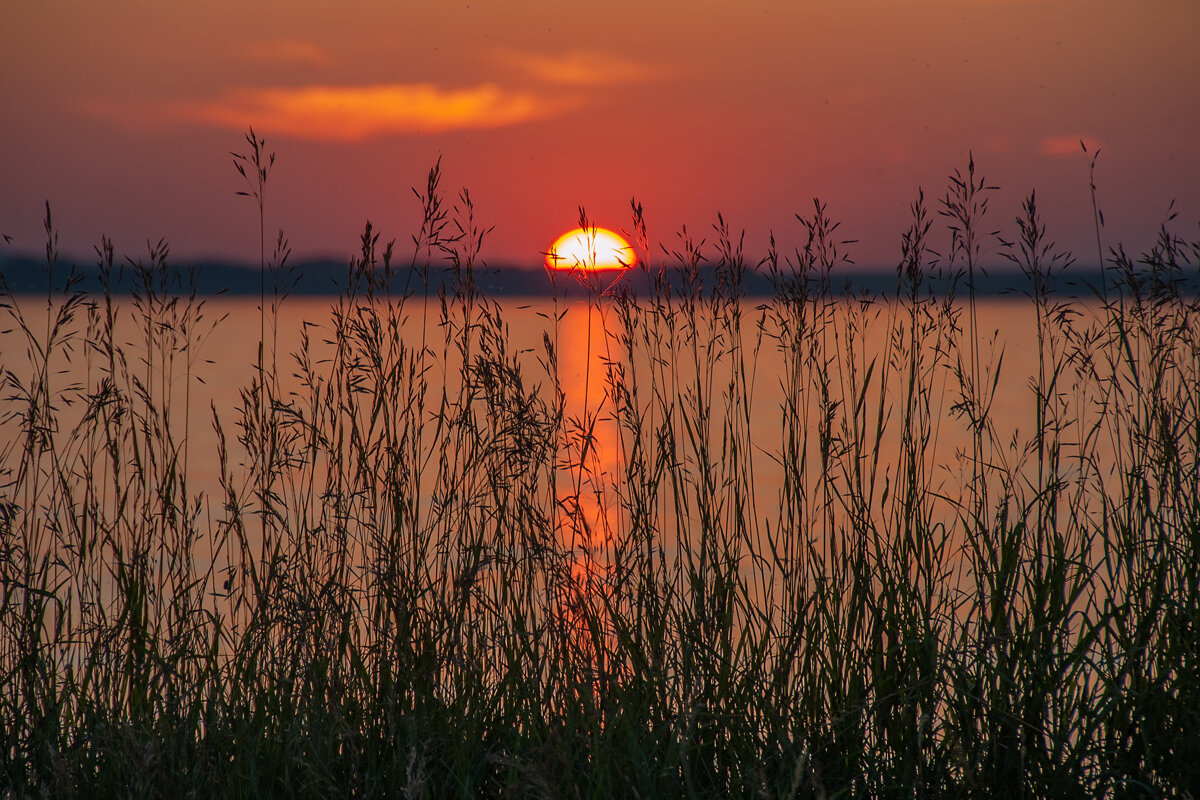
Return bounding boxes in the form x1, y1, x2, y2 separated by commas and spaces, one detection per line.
553, 300, 623, 662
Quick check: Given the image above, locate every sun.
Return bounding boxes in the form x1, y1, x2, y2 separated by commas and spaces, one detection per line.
545, 227, 636, 272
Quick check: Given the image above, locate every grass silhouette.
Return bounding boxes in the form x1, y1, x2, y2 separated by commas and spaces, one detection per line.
1, 135, 1198, 797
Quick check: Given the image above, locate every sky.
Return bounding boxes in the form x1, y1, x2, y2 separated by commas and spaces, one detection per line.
2, 0, 1198, 270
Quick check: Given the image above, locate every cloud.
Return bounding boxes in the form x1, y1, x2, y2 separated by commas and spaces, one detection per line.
1039, 134, 1104, 157
171, 83, 572, 140
501, 50, 668, 87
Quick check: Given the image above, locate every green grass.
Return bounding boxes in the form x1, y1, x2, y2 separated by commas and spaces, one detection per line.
1, 139, 1198, 798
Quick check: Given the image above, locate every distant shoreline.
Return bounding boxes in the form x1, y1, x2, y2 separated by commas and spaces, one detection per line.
1, 252, 1168, 299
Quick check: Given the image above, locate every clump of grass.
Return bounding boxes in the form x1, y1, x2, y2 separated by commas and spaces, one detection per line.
1, 136, 1198, 798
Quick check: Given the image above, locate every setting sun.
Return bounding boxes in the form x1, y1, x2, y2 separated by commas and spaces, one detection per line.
545, 227, 636, 272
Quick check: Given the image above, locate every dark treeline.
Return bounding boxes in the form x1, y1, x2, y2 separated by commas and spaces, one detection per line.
2, 251, 1187, 299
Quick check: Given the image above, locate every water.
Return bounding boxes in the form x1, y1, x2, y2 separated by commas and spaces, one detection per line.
1, 290, 1070, 592
0, 286, 1169, 706
0, 291, 1058, 526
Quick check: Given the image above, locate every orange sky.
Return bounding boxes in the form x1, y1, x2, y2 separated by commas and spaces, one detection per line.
2, 0, 1197, 269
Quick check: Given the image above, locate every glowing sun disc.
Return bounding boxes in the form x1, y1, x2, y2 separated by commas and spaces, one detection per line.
545, 227, 636, 271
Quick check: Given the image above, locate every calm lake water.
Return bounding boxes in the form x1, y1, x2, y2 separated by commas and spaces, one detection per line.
4, 287, 1152, 661
1, 293, 1059, 538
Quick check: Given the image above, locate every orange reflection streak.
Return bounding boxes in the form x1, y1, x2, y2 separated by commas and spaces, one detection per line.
555, 302, 622, 668
545, 227, 636, 272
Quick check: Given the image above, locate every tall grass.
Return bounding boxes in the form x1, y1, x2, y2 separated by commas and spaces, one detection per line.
1, 139, 1198, 798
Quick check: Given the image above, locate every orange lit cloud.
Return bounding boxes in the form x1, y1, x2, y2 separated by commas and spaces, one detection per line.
1040, 134, 1104, 157
173, 83, 570, 140
501, 50, 668, 87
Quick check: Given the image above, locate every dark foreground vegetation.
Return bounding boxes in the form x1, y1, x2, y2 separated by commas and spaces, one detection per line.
2, 138, 1198, 797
